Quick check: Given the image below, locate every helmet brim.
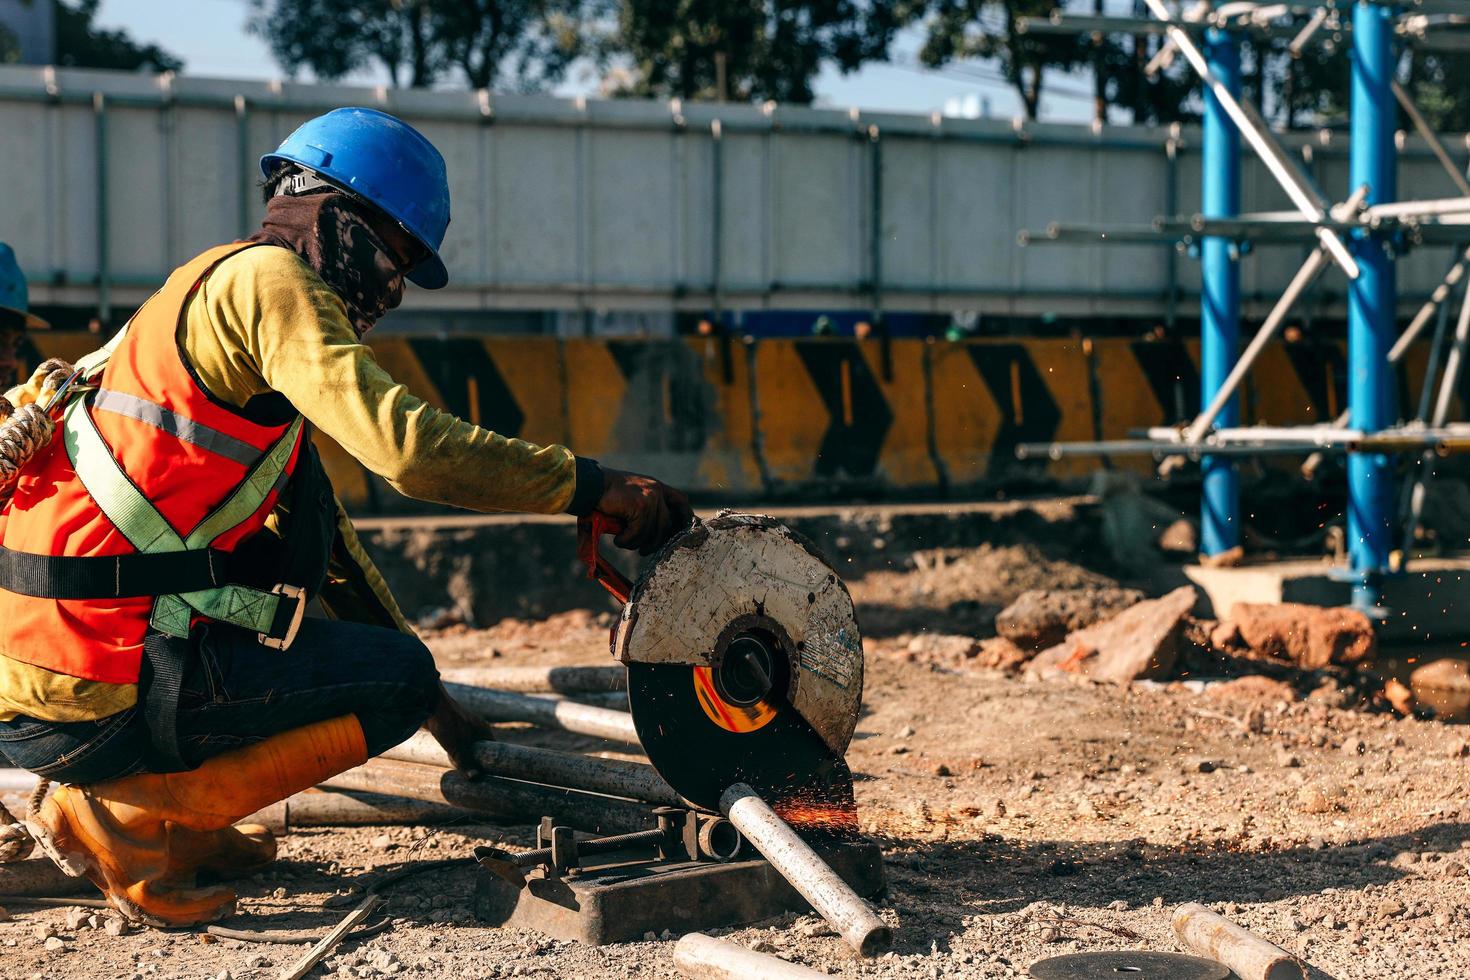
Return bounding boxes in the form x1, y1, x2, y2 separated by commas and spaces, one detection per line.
0, 306, 48, 330
407, 253, 448, 290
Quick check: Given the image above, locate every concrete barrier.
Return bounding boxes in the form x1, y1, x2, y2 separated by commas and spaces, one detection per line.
752, 338, 937, 494
930, 338, 1094, 487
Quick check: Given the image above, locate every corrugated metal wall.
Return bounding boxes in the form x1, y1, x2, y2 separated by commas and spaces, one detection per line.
1, 64, 1466, 323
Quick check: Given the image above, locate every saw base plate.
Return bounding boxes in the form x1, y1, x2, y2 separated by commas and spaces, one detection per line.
474, 840, 885, 946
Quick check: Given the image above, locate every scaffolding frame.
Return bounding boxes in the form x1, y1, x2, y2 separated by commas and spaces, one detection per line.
1013, 0, 1470, 612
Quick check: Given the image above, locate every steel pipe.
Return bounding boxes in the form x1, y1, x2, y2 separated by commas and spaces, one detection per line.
1346, 0, 1399, 610
674, 933, 829, 979
382, 732, 683, 807
445, 681, 639, 745
720, 783, 890, 958
440, 665, 627, 694
1200, 26, 1243, 558
321, 759, 656, 836
245, 788, 461, 832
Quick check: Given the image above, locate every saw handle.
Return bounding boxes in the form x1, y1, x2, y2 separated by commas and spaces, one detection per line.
577, 511, 633, 604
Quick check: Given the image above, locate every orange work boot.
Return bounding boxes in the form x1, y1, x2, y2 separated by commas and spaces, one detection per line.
29, 715, 367, 927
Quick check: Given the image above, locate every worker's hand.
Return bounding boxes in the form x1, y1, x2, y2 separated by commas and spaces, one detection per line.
595, 468, 694, 555
425, 683, 496, 776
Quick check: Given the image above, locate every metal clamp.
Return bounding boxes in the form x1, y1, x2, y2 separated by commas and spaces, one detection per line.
258, 582, 306, 651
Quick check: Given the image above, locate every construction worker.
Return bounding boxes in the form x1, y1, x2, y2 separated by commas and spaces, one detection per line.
0, 243, 49, 384
0, 108, 692, 927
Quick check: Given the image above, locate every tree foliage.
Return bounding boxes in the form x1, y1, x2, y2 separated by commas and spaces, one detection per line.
54, 0, 183, 73
247, 0, 589, 91
597, 0, 900, 104
907, 0, 1202, 123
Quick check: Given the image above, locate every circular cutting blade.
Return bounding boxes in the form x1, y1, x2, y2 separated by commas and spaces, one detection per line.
1028, 952, 1229, 980
628, 660, 856, 820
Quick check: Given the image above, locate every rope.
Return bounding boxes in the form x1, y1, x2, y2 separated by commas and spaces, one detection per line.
0, 777, 48, 864
0, 359, 76, 510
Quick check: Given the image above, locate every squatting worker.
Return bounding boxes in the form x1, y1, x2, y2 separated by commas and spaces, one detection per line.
0, 108, 692, 926
0, 243, 48, 384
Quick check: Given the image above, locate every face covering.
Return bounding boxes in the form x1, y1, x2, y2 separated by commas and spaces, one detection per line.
249, 191, 406, 337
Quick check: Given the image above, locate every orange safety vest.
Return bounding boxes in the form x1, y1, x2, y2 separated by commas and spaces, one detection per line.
0, 243, 310, 685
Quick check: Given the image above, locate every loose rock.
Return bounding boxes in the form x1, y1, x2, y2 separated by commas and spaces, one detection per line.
1029, 586, 1197, 684
994, 587, 1144, 651
1228, 603, 1376, 668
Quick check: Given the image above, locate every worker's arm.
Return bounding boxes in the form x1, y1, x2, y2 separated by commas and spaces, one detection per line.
194, 247, 690, 547
197, 246, 593, 514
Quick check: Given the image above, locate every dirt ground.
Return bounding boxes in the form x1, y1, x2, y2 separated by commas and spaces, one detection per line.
2, 543, 1469, 980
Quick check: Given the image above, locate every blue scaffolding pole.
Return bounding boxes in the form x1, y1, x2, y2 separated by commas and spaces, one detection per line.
1346, 1, 1398, 611
1200, 28, 1242, 558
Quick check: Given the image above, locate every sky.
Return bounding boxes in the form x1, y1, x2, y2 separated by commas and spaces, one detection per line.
92, 0, 1096, 123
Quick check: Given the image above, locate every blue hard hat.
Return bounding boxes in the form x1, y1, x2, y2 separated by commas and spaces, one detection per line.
261, 108, 451, 289
0, 244, 47, 329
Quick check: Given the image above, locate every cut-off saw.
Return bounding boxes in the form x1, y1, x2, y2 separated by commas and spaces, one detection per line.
579, 510, 864, 823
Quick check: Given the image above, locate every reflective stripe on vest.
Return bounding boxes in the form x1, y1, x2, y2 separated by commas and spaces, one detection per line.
92, 389, 264, 467
63, 391, 304, 638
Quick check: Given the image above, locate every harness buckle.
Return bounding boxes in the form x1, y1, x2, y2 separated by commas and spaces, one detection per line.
259, 583, 306, 651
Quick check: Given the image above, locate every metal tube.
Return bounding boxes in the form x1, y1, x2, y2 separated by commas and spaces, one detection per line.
235, 95, 252, 238
1173, 903, 1305, 980
1346, 0, 1399, 611
711, 119, 724, 323
868, 125, 883, 330
382, 732, 683, 806
321, 759, 656, 836
439, 665, 626, 694
1019, 439, 1349, 460
1141, 0, 1359, 278
674, 933, 830, 979
1367, 196, 1470, 220
92, 91, 110, 329
245, 789, 461, 832
1165, 134, 1181, 328
720, 783, 891, 958
444, 681, 640, 745
1200, 27, 1243, 558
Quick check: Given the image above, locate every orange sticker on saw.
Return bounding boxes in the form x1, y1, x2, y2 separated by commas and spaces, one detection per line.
693, 666, 778, 734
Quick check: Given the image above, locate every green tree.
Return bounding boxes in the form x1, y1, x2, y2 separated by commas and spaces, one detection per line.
600, 0, 900, 104
907, 0, 1201, 123
248, 0, 589, 91
54, 0, 183, 72
1408, 50, 1470, 134
910, 0, 1091, 120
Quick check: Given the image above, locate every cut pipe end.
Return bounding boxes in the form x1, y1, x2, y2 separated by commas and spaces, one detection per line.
855, 924, 893, 957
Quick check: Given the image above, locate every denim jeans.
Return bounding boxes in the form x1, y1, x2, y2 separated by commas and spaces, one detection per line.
0, 617, 439, 783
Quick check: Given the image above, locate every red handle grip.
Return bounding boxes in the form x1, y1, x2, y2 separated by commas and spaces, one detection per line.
577, 512, 632, 605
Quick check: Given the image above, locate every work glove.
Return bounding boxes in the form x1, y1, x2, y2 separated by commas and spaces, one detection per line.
595, 467, 694, 556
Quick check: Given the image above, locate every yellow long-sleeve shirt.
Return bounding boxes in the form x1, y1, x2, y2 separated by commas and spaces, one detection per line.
0, 245, 586, 722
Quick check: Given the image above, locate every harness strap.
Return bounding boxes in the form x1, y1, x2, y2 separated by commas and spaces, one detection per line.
61, 392, 305, 641
142, 631, 190, 772
0, 545, 234, 599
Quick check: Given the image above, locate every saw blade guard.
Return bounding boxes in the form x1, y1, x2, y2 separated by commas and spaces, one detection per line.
614, 512, 864, 757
